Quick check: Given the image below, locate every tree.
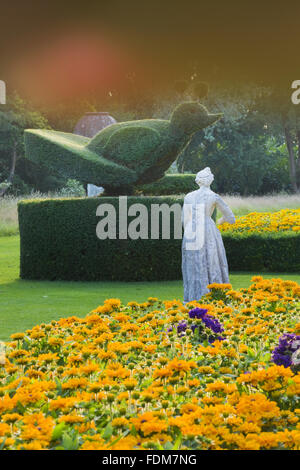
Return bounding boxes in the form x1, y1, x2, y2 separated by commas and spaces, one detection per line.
0, 93, 51, 195
177, 85, 290, 195
258, 87, 300, 193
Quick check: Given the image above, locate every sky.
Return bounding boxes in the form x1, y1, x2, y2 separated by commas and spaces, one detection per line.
0, 1, 299, 102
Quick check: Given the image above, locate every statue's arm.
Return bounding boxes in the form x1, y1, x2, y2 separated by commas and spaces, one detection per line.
215, 195, 235, 225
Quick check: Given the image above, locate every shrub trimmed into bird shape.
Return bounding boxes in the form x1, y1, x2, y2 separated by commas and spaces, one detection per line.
24, 102, 221, 194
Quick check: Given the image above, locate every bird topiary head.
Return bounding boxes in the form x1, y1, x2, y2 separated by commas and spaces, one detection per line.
170, 101, 222, 135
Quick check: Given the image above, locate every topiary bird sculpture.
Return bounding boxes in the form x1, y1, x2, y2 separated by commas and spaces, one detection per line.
24, 102, 221, 194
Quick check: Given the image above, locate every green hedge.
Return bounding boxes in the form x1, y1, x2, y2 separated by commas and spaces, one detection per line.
223, 231, 300, 273
137, 174, 198, 195
18, 197, 183, 282
18, 198, 300, 282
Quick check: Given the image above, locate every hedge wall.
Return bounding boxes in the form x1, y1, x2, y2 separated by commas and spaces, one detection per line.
18, 198, 300, 282
18, 197, 183, 282
138, 174, 198, 195
222, 231, 300, 273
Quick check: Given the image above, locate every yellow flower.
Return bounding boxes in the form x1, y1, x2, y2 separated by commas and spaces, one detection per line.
22, 440, 45, 450
112, 417, 129, 428
207, 283, 232, 290
123, 378, 138, 391
49, 397, 77, 411
0, 423, 11, 437
10, 333, 25, 340
21, 413, 55, 442
48, 337, 64, 347
62, 378, 88, 390
2, 413, 22, 423
58, 414, 85, 424
37, 353, 59, 363
105, 298, 121, 309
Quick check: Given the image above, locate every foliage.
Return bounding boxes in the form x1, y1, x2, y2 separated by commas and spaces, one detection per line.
222, 231, 300, 272
1, 84, 296, 196
178, 108, 290, 195
24, 129, 137, 195
173, 85, 293, 196
0, 94, 63, 195
24, 103, 221, 195
18, 196, 184, 281
0, 278, 299, 449
58, 179, 86, 198
137, 174, 198, 195
257, 87, 300, 193
18, 199, 300, 282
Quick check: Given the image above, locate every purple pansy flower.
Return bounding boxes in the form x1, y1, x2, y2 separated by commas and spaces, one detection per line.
188, 308, 224, 334
272, 333, 300, 368
188, 308, 208, 319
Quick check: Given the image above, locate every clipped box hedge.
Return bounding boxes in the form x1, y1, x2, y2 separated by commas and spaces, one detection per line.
18, 197, 183, 282
138, 173, 198, 195
222, 231, 300, 273
18, 198, 300, 282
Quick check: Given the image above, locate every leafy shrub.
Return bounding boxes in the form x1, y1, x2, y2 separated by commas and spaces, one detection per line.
0, 93, 63, 195
18, 198, 300, 281
177, 104, 291, 196
58, 179, 86, 198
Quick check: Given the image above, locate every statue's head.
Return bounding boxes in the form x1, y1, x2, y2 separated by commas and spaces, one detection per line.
195, 167, 214, 187
170, 102, 222, 135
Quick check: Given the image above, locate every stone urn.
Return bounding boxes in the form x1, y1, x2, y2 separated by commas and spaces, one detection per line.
74, 112, 117, 196
74, 111, 117, 138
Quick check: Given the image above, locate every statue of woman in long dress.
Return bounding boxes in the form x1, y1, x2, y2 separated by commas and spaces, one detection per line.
182, 167, 235, 303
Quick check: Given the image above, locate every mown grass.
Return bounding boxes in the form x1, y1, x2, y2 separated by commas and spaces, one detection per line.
222, 193, 300, 217
0, 197, 19, 236
0, 235, 299, 341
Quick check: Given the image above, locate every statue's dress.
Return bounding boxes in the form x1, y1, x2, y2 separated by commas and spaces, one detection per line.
182, 187, 235, 302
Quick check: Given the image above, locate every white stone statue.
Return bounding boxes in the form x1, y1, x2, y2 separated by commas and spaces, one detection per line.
182, 167, 235, 302
87, 184, 105, 197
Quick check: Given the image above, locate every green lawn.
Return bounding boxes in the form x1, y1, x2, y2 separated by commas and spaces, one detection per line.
0, 235, 299, 341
